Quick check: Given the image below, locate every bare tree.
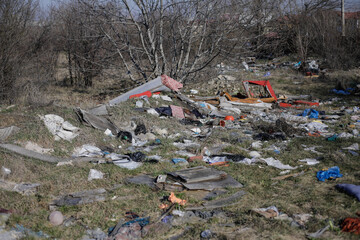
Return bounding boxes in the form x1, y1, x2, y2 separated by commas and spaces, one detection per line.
80, 0, 264, 83
0, 0, 38, 102
53, 0, 108, 87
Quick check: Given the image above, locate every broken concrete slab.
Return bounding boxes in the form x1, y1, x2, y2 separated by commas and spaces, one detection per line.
74, 108, 118, 135
0, 143, 62, 163
183, 176, 243, 191
125, 175, 157, 189
0, 179, 40, 195
186, 190, 246, 210
109, 76, 170, 106
50, 188, 106, 208
40, 114, 79, 141
168, 166, 227, 184
0, 126, 20, 142
87, 105, 109, 116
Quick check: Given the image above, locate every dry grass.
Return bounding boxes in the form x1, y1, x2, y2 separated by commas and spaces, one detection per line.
0, 66, 360, 239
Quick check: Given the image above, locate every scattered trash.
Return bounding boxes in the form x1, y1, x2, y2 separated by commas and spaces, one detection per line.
0, 179, 40, 195
341, 217, 360, 235
169, 192, 186, 205
201, 229, 213, 239
88, 169, 104, 181
40, 114, 79, 141
253, 206, 279, 218
75, 108, 118, 135
1, 166, 11, 176
299, 158, 320, 166
261, 157, 297, 170
317, 166, 343, 182
307, 223, 330, 239
72, 144, 103, 158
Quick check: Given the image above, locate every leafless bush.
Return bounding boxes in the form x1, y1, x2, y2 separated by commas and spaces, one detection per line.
0, 0, 57, 104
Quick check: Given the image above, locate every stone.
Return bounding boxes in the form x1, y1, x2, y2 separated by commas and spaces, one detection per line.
49, 211, 64, 226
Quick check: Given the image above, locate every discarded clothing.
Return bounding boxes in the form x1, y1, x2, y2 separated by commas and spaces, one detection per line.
170, 105, 185, 119
332, 88, 351, 95
317, 166, 343, 182
128, 152, 146, 162
336, 184, 360, 201
155, 107, 172, 117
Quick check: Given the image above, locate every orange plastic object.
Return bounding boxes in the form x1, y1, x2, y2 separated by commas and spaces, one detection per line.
188, 156, 203, 162
209, 161, 230, 166
225, 116, 235, 121
129, 91, 152, 99
168, 192, 186, 206
293, 100, 319, 107
308, 131, 321, 137
279, 102, 293, 108
342, 217, 360, 234
159, 203, 169, 209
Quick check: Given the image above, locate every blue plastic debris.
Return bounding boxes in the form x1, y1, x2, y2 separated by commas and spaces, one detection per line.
108, 217, 150, 234
331, 88, 354, 95
317, 166, 343, 182
161, 215, 173, 224
12, 224, 49, 238
298, 109, 319, 119
336, 184, 360, 201
263, 72, 271, 77
172, 158, 188, 164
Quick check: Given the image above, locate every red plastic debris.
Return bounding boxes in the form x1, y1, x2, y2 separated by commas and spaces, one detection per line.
129, 91, 152, 99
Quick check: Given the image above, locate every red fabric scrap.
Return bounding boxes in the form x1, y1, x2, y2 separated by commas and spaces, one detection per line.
161, 75, 183, 91
170, 105, 184, 119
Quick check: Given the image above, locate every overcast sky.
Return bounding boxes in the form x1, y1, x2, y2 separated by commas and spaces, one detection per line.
39, 0, 360, 11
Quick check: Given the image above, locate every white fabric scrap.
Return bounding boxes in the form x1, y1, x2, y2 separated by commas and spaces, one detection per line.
72, 144, 103, 158
299, 158, 320, 166
261, 157, 297, 170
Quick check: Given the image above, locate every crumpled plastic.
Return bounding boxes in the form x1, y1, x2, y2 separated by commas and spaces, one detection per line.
168, 192, 186, 205
298, 109, 319, 119
317, 166, 343, 182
